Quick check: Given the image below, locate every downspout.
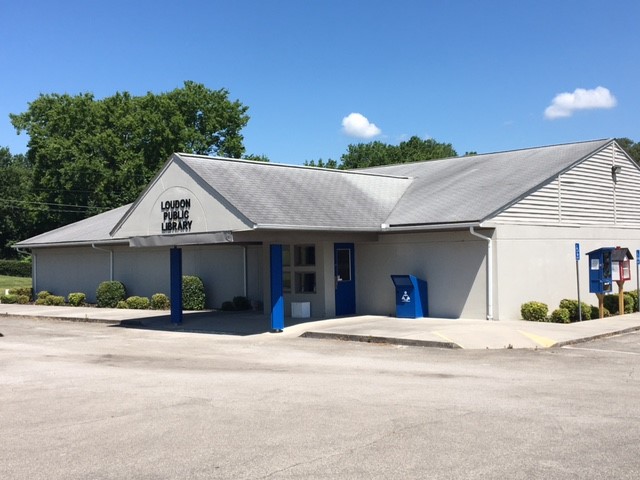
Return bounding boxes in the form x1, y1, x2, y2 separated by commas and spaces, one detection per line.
242, 245, 248, 297
92, 244, 113, 281
470, 227, 494, 321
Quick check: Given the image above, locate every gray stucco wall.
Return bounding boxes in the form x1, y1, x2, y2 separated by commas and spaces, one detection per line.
34, 247, 111, 302
356, 231, 488, 319
32, 244, 262, 308
494, 225, 640, 320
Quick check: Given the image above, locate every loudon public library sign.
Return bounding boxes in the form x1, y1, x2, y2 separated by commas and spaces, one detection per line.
160, 198, 193, 233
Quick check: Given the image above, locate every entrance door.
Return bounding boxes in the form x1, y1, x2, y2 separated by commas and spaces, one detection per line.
334, 243, 355, 316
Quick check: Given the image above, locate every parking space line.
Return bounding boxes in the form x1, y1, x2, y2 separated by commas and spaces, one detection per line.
518, 330, 556, 348
432, 331, 464, 349
562, 346, 640, 356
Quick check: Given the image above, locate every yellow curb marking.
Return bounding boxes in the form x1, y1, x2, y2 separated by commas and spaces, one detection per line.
433, 331, 464, 349
518, 330, 556, 348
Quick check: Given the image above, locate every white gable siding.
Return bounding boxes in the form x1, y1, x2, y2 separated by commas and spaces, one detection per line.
492, 143, 640, 226
113, 158, 252, 238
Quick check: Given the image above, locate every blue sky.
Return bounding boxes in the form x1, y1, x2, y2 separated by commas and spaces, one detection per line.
1, 0, 638, 165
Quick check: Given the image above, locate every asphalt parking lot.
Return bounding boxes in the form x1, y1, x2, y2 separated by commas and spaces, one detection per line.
1, 317, 639, 479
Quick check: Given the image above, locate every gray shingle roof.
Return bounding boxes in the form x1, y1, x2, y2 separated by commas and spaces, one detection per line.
15, 139, 614, 247
177, 154, 411, 229
15, 204, 132, 247
362, 139, 611, 226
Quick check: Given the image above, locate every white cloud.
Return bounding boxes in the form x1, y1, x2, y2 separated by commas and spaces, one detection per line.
544, 86, 617, 120
341, 113, 382, 138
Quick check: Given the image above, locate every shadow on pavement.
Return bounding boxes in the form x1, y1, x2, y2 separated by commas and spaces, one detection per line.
113, 310, 315, 336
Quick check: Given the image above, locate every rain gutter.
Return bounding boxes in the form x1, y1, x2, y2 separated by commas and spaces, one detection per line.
92, 243, 114, 281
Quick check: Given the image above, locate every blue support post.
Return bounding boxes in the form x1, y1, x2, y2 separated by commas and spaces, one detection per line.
270, 244, 284, 332
170, 247, 183, 325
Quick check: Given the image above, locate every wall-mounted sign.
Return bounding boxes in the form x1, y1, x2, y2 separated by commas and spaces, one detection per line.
161, 198, 193, 233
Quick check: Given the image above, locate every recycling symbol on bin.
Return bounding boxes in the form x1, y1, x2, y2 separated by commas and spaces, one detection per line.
401, 291, 411, 303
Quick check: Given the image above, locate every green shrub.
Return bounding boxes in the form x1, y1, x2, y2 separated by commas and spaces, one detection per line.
627, 290, 639, 312
221, 301, 235, 311
1, 294, 18, 304
67, 292, 86, 307
116, 300, 128, 309
520, 301, 549, 321
0, 259, 31, 277
9, 287, 33, 299
44, 295, 65, 306
550, 308, 571, 324
232, 296, 252, 311
37, 290, 51, 300
35, 291, 60, 305
558, 299, 591, 321
126, 296, 150, 310
603, 293, 634, 315
96, 281, 126, 308
591, 305, 611, 319
182, 276, 205, 310
17, 295, 29, 304
151, 293, 170, 310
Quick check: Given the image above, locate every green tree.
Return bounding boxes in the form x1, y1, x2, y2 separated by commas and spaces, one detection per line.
10, 81, 250, 232
340, 141, 399, 169
303, 158, 338, 169
244, 153, 270, 162
339, 136, 457, 169
397, 136, 456, 164
0, 147, 35, 258
616, 138, 640, 164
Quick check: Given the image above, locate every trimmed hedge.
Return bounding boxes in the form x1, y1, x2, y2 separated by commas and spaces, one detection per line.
2, 293, 32, 304
126, 296, 150, 310
219, 296, 252, 312
151, 293, 170, 310
182, 276, 205, 310
559, 299, 591, 321
1, 294, 18, 304
221, 301, 235, 311
0, 259, 31, 277
521, 301, 549, 321
603, 293, 634, 315
550, 307, 571, 324
45, 295, 65, 306
96, 281, 126, 308
8, 287, 32, 300
34, 291, 65, 305
624, 290, 638, 312
67, 292, 86, 307
233, 296, 252, 311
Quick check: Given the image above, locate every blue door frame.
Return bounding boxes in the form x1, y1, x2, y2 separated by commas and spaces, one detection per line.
334, 243, 356, 316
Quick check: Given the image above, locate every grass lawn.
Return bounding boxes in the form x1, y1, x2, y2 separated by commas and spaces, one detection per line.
0, 275, 32, 292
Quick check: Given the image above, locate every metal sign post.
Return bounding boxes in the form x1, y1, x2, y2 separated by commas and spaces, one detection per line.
575, 243, 582, 321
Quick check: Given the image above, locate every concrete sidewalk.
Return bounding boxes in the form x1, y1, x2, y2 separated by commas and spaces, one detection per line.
2, 303, 640, 349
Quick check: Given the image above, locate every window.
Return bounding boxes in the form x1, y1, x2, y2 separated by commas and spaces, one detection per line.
294, 245, 315, 266
283, 245, 291, 267
335, 248, 351, 282
283, 271, 291, 294
282, 246, 291, 293
282, 244, 316, 294
295, 272, 316, 293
